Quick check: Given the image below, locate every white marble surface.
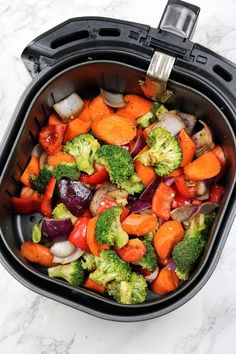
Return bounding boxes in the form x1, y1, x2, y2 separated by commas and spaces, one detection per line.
0, 0, 236, 353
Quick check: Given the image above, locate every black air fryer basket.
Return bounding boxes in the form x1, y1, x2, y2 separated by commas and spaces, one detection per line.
0, 0, 236, 321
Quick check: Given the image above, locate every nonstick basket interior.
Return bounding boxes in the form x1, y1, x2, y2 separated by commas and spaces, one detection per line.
0, 60, 236, 320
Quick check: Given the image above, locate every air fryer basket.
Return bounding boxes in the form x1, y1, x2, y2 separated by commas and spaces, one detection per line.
1, 0, 236, 321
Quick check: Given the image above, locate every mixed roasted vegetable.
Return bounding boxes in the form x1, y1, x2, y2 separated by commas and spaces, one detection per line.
12, 89, 226, 304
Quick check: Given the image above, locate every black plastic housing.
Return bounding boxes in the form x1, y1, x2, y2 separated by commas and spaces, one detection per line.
1, 1, 236, 321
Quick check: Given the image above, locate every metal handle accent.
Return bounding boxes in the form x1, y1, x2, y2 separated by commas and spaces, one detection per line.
140, 51, 175, 100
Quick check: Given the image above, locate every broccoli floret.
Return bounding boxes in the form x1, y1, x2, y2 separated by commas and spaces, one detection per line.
118, 173, 144, 195
95, 144, 134, 184
81, 252, 100, 272
133, 239, 157, 272
64, 133, 100, 175
89, 249, 132, 286
95, 206, 129, 249
52, 203, 77, 224
136, 126, 182, 176
53, 164, 80, 181
30, 167, 53, 194
107, 272, 147, 304
137, 103, 168, 128
173, 213, 216, 280
48, 260, 85, 286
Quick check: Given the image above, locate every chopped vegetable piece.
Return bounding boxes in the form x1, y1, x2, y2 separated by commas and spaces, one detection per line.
64, 133, 100, 175
48, 260, 85, 286
47, 152, 75, 167
133, 238, 158, 272
21, 242, 54, 267
41, 217, 73, 242
32, 223, 42, 243
151, 268, 179, 295
100, 88, 126, 108
68, 217, 90, 252
178, 130, 196, 167
152, 182, 175, 220
174, 176, 192, 198
121, 214, 158, 236
116, 238, 147, 262
12, 193, 42, 214
39, 124, 65, 155
95, 206, 129, 249
84, 278, 105, 293
137, 127, 182, 176
86, 216, 110, 256
107, 272, 147, 304
80, 166, 109, 186
135, 147, 156, 186
53, 93, 84, 123
184, 151, 221, 181
92, 114, 137, 145
209, 184, 224, 203
30, 167, 53, 194
88, 94, 114, 122
40, 176, 57, 218
154, 220, 184, 259
116, 94, 153, 120
63, 117, 92, 143
20, 156, 40, 187
52, 203, 77, 223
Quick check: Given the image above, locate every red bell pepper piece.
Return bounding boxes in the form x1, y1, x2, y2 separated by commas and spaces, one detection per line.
39, 124, 65, 155
97, 196, 118, 214
82, 209, 92, 218
80, 166, 109, 186
120, 207, 129, 222
12, 193, 42, 214
174, 176, 192, 198
172, 193, 191, 209
40, 176, 56, 217
209, 184, 224, 203
152, 182, 175, 220
68, 217, 90, 252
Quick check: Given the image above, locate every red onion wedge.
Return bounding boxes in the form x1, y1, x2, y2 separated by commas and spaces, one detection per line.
53, 93, 84, 123
53, 247, 84, 264
170, 204, 198, 222
50, 240, 75, 258
158, 113, 185, 136
140, 177, 161, 201
177, 112, 197, 135
100, 88, 126, 108
41, 218, 74, 243
192, 120, 215, 157
145, 267, 159, 283
166, 259, 176, 272
190, 202, 219, 219
130, 135, 146, 158
129, 200, 151, 213
164, 177, 175, 186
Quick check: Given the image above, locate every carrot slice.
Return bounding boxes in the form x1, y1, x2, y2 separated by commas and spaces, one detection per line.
152, 182, 175, 220
212, 145, 226, 167
178, 129, 196, 167
151, 268, 179, 295
164, 168, 183, 179
21, 242, 54, 267
154, 220, 184, 259
115, 238, 147, 262
92, 114, 137, 145
184, 151, 221, 181
47, 151, 75, 167
63, 117, 92, 143
117, 94, 153, 120
121, 214, 158, 236
89, 95, 114, 122
84, 278, 105, 293
86, 216, 110, 256
76, 99, 91, 121
134, 146, 156, 186
20, 156, 40, 187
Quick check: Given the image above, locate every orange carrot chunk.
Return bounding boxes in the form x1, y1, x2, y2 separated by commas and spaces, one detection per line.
121, 214, 158, 236
151, 268, 179, 295
20, 156, 40, 187
92, 114, 137, 145
86, 216, 110, 256
84, 278, 105, 293
21, 242, 54, 267
184, 151, 221, 181
47, 151, 75, 167
135, 146, 156, 186
89, 94, 114, 122
63, 118, 92, 143
154, 220, 184, 259
117, 94, 153, 120
178, 129, 196, 167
